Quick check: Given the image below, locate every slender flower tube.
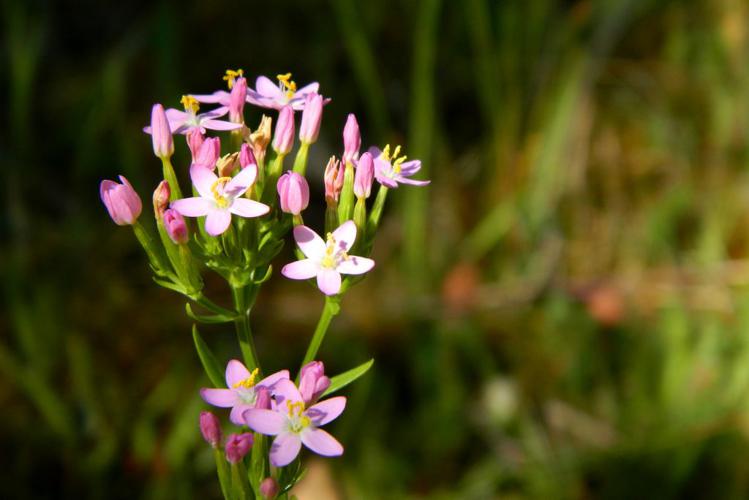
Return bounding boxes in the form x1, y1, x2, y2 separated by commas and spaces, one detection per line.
100, 176, 142, 225
200, 411, 222, 448
225, 433, 254, 464
194, 137, 221, 170
186, 129, 205, 163
324, 156, 343, 203
246, 73, 327, 110
299, 93, 323, 144
299, 361, 331, 405
153, 180, 170, 220
201, 359, 290, 425
282, 221, 375, 295
372, 145, 430, 187
342, 114, 360, 164
272, 106, 295, 155
171, 164, 269, 236
228, 76, 248, 124
354, 152, 374, 199
240, 143, 256, 169
163, 209, 188, 244
150, 104, 174, 159
277, 171, 309, 215
244, 379, 346, 467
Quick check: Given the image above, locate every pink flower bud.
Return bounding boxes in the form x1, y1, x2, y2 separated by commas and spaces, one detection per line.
299, 93, 323, 144
163, 208, 188, 244
254, 387, 271, 410
225, 433, 253, 464
272, 105, 295, 155
150, 104, 174, 159
100, 175, 142, 225
186, 129, 205, 163
195, 137, 220, 170
354, 152, 374, 199
299, 361, 331, 404
152, 180, 170, 220
324, 156, 343, 203
200, 411, 222, 448
342, 113, 360, 163
229, 77, 247, 123
259, 478, 279, 499
240, 143, 256, 169
277, 171, 310, 215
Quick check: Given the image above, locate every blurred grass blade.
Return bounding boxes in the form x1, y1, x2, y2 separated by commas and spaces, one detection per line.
322, 358, 374, 397
192, 325, 225, 388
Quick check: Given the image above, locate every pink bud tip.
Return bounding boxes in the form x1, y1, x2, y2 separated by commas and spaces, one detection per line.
343, 113, 360, 163
299, 93, 324, 144
240, 143, 256, 169
299, 361, 331, 404
199, 411, 222, 448
195, 137, 221, 170
354, 152, 374, 199
260, 478, 279, 498
225, 433, 254, 463
277, 171, 310, 215
163, 208, 189, 244
186, 129, 205, 162
324, 156, 343, 203
100, 175, 142, 225
150, 104, 174, 159
229, 77, 248, 123
272, 105, 295, 155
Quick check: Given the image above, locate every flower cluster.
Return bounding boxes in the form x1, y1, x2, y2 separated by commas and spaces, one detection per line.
99, 69, 428, 498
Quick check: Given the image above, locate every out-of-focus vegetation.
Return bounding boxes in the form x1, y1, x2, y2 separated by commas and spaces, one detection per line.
3, 0, 749, 497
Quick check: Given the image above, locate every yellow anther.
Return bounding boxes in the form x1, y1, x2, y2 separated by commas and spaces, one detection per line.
381, 144, 391, 161
181, 95, 200, 113
223, 69, 244, 89
232, 368, 259, 389
277, 73, 297, 98
210, 176, 233, 208
286, 400, 306, 416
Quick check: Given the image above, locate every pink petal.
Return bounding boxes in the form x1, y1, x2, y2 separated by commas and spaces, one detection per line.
229, 403, 253, 426
281, 259, 319, 280
256, 370, 290, 389
229, 198, 269, 218
226, 165, 257, 193
226, 359, 251, 387
300, 428, 343, 457
200, 388, 237, 408
201, 119, 243, 131
317, 269, 342, 296
305, 396, 346, 426
396, 176, 431, 186
272, 379, 303, 407
295, 82, 320, 95
193, 91, 229, 104
256, 76, 284, 99
332, 220, 357, 252
190, 165, 218, 198
270, 432, 302, 467
171, 197, 213, 217
336, 256, 375, 275
165, 108, 189, 131
205, 209, 232, 236
244, 408, 286, 435
398, 160, 422, 176
293, 225, 326, 260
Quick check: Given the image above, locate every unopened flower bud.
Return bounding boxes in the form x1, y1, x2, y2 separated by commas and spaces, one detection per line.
100, 176, 142, 225
240, 143, 256, 169
250, 115, 272, 164
217, 152, 240, 177
299, 361, 331, 404
152, 180, 170, 220
225, 433, 253, 464
254, 387, 271, 410
324, 156, 344, 203
195, 137, 221, 170
200, 411, 222, 448
150, 104, 174, 159
277, 171, 309, 215
342, 113, 360, 163
186, 129, 205, 163
229, 77, 248, 124
299, 93, 323, 144
259, 478, 279, 499
354, 152, 374, 199
272, 105, 294, 155
163, 208, 188, 244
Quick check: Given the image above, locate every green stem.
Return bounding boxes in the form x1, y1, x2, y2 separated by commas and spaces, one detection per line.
298, 297, 341, 378
161, 157, 183, 201
292, 142, 310, 175
192, 293, 239, 317
214, 448, 232, 500
366, 186, 389, 238
337, 160, 356, 222
232, 285, 261, 373
132, 221, 171, 274
230, 461, 251, 500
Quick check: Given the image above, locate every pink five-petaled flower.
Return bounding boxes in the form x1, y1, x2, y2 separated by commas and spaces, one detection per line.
246, 73, 326, 111
171, 164, 269, 236
201, 359, 290, 426
281, 220, 374, 296
372, 144, 430, 188
144, 95, 242, 136
100, 176, 142, 225
243, 379, 346, 467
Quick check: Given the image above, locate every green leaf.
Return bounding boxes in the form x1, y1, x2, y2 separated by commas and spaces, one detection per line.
322, 358, 374, 397
192, 325, 224, 387
185, 303, 237, 324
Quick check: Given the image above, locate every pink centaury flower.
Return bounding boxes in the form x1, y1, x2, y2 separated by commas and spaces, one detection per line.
201, 359, 290, 426
281, 220, 374, 296
100, 175, 142, 225
372, 144, 430, 188
243, 378, 346, 467
171, 164, 269, 236
246, 73, 326, 111
144, 95, 242, 136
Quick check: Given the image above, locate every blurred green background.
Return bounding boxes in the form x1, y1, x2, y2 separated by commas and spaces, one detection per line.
5, 0, 749, 498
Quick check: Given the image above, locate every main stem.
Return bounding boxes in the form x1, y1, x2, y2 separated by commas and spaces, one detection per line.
299, 297, 340, 376
232, 285, 261, 373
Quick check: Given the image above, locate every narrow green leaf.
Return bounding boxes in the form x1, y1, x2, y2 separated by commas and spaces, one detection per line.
322, 359, 374, 397
192, 325, 224, 387
185, 303, 237, 324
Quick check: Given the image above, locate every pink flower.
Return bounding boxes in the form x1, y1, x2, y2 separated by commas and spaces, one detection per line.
144, 95, 242, 136
150, 104, 173, 159
244, 379, 346, 467
200, 411, 222, 448
342, 114, 360, 163
272, 106, 295, 155
163, 209, 188, 244
171, 164, 269, 236
372, 145, 430, 188
225, 433, 254, 463
299, 93, 323, 144
281, 221, 375, 296
100, 176, 142, 225
228, 76, 248, 123
354, 152, 374, 198
201, 359, 290, 426
299, 361, 331, 405
246, 74, 327, 111
277, 171, 309, 215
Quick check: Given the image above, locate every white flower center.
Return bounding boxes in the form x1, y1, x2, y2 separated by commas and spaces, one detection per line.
320, 232, 349, 269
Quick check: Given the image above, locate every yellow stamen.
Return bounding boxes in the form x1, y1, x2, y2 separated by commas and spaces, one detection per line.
381, 144, 407, 173
223, 68, 244, 89
232, 368, 259, 389
181, 95, 200, 113
210, 176, 233, 208
277, 72, 297, 98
